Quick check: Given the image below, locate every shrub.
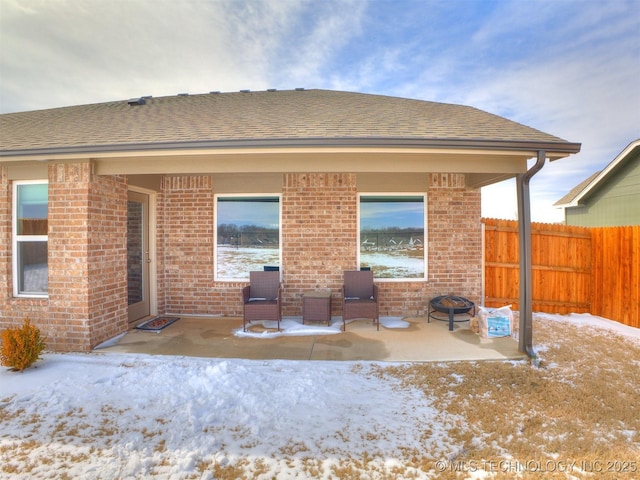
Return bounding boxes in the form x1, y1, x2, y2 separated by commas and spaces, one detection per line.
0, 318, 46, 372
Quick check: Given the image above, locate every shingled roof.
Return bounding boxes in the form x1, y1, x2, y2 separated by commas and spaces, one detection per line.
0, 89, 579, 157
554, 171, 601, 206
554, 138, 640, 207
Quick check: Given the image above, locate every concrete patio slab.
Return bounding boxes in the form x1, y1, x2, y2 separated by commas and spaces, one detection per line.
96, 316, 525, 362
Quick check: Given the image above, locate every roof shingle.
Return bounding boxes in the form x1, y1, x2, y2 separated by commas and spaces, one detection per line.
0, 89, 573, 153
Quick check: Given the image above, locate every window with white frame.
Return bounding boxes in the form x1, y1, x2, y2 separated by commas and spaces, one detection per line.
13, 180, 49, 297
358, 194, 426, 280
215, 195, 280, 281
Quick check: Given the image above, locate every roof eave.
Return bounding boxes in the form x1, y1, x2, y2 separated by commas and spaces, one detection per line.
0, 137, 582, 161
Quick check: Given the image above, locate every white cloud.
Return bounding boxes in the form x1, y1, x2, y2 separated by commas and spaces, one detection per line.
0, 0, 371, 112
418, 1, 640, 222
472, 42, 639, 221
268, 0, 368, 87
1, 0, 637, 223
2, 1, 223, 109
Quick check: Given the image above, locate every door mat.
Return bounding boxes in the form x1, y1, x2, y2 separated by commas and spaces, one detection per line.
135, 316, 180, 331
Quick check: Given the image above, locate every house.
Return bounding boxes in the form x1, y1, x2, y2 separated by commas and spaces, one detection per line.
0, 89, 581, 352
555, 139, 640, 226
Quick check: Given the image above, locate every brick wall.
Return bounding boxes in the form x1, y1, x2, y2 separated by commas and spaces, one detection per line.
0, 163, 128, 352
0, 167, 51, 331
46, 163, 92, 350
86, 172, 128, 348
1, 168, 482, 352
162, 176, 216, 314
159, 172, 482, 319
282, 173, 358, 315
351, 173, 481, 317
426, 173, 482, 306
47, 163, 129, 351
0, 166, 13, 313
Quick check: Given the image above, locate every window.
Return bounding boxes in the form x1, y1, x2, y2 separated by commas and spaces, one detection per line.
13, 180, 48, 297
215, 195, 280, 281
358, 194, 426, 280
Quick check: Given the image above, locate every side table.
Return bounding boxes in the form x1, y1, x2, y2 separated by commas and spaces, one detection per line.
303, 290, 332, 326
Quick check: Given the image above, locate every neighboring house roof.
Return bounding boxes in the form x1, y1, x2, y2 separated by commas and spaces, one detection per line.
554, 138, 640, 207
1, 89, 578, 157
554, 171, 601, 206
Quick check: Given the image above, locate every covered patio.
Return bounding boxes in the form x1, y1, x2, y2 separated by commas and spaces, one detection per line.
96, 316, 524, 362
1, 89, 580, 354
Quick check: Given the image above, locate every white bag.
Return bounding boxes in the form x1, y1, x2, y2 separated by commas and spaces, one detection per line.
477, 305, 513, 338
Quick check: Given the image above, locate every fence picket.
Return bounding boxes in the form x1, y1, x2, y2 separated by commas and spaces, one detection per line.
482, 219, 639, 328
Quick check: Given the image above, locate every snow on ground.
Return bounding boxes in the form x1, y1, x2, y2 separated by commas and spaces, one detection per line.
536, 312, 640, 340
215, 246, 279, 279
233, 316, 409, 338
1, 355, 457, 479
0, 313, 637, 479
360, 251, 424, 278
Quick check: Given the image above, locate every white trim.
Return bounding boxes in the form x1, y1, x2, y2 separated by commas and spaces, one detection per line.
12, 179, 49, 298
213, 193, 282, 282
357, 192, 428, 282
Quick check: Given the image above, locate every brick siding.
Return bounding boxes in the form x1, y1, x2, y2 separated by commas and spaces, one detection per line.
162, 176, 216, 314
1, 165, 55, 347
282, 173, 358, 316
0, 162, 128, 352
426, 173, 482, 307
86, 172, 128, 348
0, 168, 50, 333
1, 168, 482, 351
160, 173, 481, 318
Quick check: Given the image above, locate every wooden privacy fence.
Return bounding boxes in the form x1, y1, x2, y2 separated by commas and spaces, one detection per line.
483, 218, 640, 328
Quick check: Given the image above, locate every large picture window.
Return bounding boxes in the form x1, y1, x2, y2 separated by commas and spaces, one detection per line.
358, 194, 426, 280
13, 180, 49, 297
215, 195, 280, 281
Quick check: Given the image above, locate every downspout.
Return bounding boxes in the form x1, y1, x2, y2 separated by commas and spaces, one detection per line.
516, 150, 546, 357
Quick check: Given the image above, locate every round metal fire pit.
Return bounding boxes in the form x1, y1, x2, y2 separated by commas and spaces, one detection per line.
428, 295, 475, 331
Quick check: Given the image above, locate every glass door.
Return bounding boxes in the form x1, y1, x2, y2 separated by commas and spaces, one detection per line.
127, 191, 150, 321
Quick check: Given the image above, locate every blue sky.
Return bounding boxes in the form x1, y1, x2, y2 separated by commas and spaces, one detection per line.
360, 201, 424, 230
1, 0, 638, 222
217, 199, 279, 228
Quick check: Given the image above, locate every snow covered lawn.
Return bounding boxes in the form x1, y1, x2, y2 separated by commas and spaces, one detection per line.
1, 313, 639, 479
